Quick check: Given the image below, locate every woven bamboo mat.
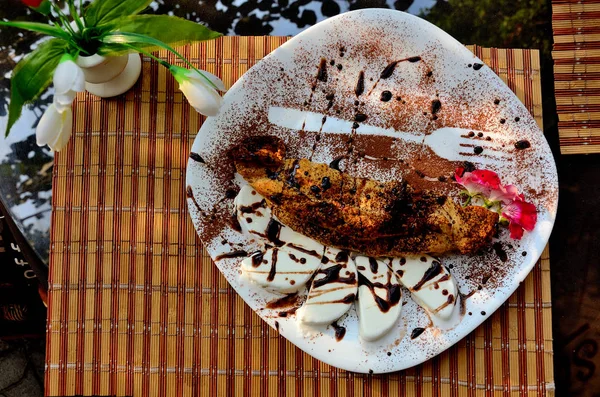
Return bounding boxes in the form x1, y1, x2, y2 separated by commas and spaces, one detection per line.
552, 0, 600, 154
46, 38, 554, 396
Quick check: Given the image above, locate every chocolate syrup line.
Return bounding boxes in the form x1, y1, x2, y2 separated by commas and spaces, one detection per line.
312, 264, 357, 289
367, 55, 423, 96
307, 286, 357, 299
186, 186, 207, 217
433, 294, 456, 313
244, 269, 315, 275
215, 250, 248, 261
308, 115, 328, 161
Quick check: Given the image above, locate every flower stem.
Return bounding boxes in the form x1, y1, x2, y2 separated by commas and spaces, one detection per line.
123, 44, 170, 68
101, 31, 220, 90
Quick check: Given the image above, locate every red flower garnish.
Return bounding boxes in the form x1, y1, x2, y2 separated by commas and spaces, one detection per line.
21, 0, 44, 7
454, 167, 501, 196
455, 167, 537, 240
502, 199, 537, 240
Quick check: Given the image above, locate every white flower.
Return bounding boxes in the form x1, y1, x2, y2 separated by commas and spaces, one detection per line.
171, 65, 225, 117
36, 103, 72, 152
53, 53, 85, 111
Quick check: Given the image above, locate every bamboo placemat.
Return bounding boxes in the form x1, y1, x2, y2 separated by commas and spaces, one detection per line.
46, 38, 554, 396
552, 0, 600, 154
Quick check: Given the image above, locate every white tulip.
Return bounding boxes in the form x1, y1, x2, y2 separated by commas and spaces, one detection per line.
36, 103, 72, 152
170, 65, 225, 117
53, 54, 85, 111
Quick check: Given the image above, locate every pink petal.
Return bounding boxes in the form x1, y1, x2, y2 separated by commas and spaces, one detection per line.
502, 200, 537, 231
508, 222, 524, 239
470, 170, 501, 190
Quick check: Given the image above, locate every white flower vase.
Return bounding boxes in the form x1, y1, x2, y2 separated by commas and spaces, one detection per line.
75, 53, 142, 98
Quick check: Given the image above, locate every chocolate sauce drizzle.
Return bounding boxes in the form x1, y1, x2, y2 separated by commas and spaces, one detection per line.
335, 250, 349, 263
312, 264, 357, 289
412, 260, 442, 291
251, 251, 264, 267
357, 271, 401, 313
189, 152, 205, 164
267, 248, 279, 282
317, 58, 328, 82
266, 219, 284, 246
329, 155, 346, 171
331, 322, 346, 341
355, 71, 365, 96
368, 56, 423, 94
286, 243, 322, 258
239, 199, 266, 214
215, 250, 248, 261
492, 242, 508, 262
515, 140, 531, 150
411, 327, 426, 339
267, 293, 302, 318
368, 257, 379, 273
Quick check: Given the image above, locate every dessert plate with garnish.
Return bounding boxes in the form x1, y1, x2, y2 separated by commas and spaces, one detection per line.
186, 9, 558, 373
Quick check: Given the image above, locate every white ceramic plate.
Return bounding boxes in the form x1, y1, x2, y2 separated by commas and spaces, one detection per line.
186, 9, 558, 373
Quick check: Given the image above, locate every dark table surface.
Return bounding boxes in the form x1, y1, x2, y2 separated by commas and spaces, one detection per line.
0, 1, 598, 396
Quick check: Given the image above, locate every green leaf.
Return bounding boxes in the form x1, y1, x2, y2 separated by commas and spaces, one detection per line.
6, 39, 68, 137
31, 0, 51, 16
84, 0, 152, 27
99, 15, 221, 51
0, 21, 71, 41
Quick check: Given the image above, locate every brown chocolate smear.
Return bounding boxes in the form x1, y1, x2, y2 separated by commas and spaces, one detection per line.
492, 242, 508, 262
515, 140, 531, 150
267, 248, 279, 282
251, 251, 264, 267
380, 90, 393, 102
189, 152, 205, 163
357, 272, 401, 313
317, 58, 328, 82
266, 293, 300, 309
369, 257, 379, 273
266, 219, 284, 246
411, 327, 426, 339
331, 322, 346, 341
412, 260, 443, 291
215, 250, 248, 261
225, 188, 239, 199
229, 213, 242, 232
355, 71, 365, 96
312, 264, 356, 289
354, 113, 367, 122
380, 61, 399, 79
286, 243, 322, 258
278, 307, 299, 317
335, 250, 349, 263
431, 99, 442, 114
239, 199, 266, 214
329, 155, 345, 171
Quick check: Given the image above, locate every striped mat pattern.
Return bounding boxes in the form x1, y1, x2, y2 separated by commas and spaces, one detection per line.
552, 1, 600, 153
46, 37, 554, 396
